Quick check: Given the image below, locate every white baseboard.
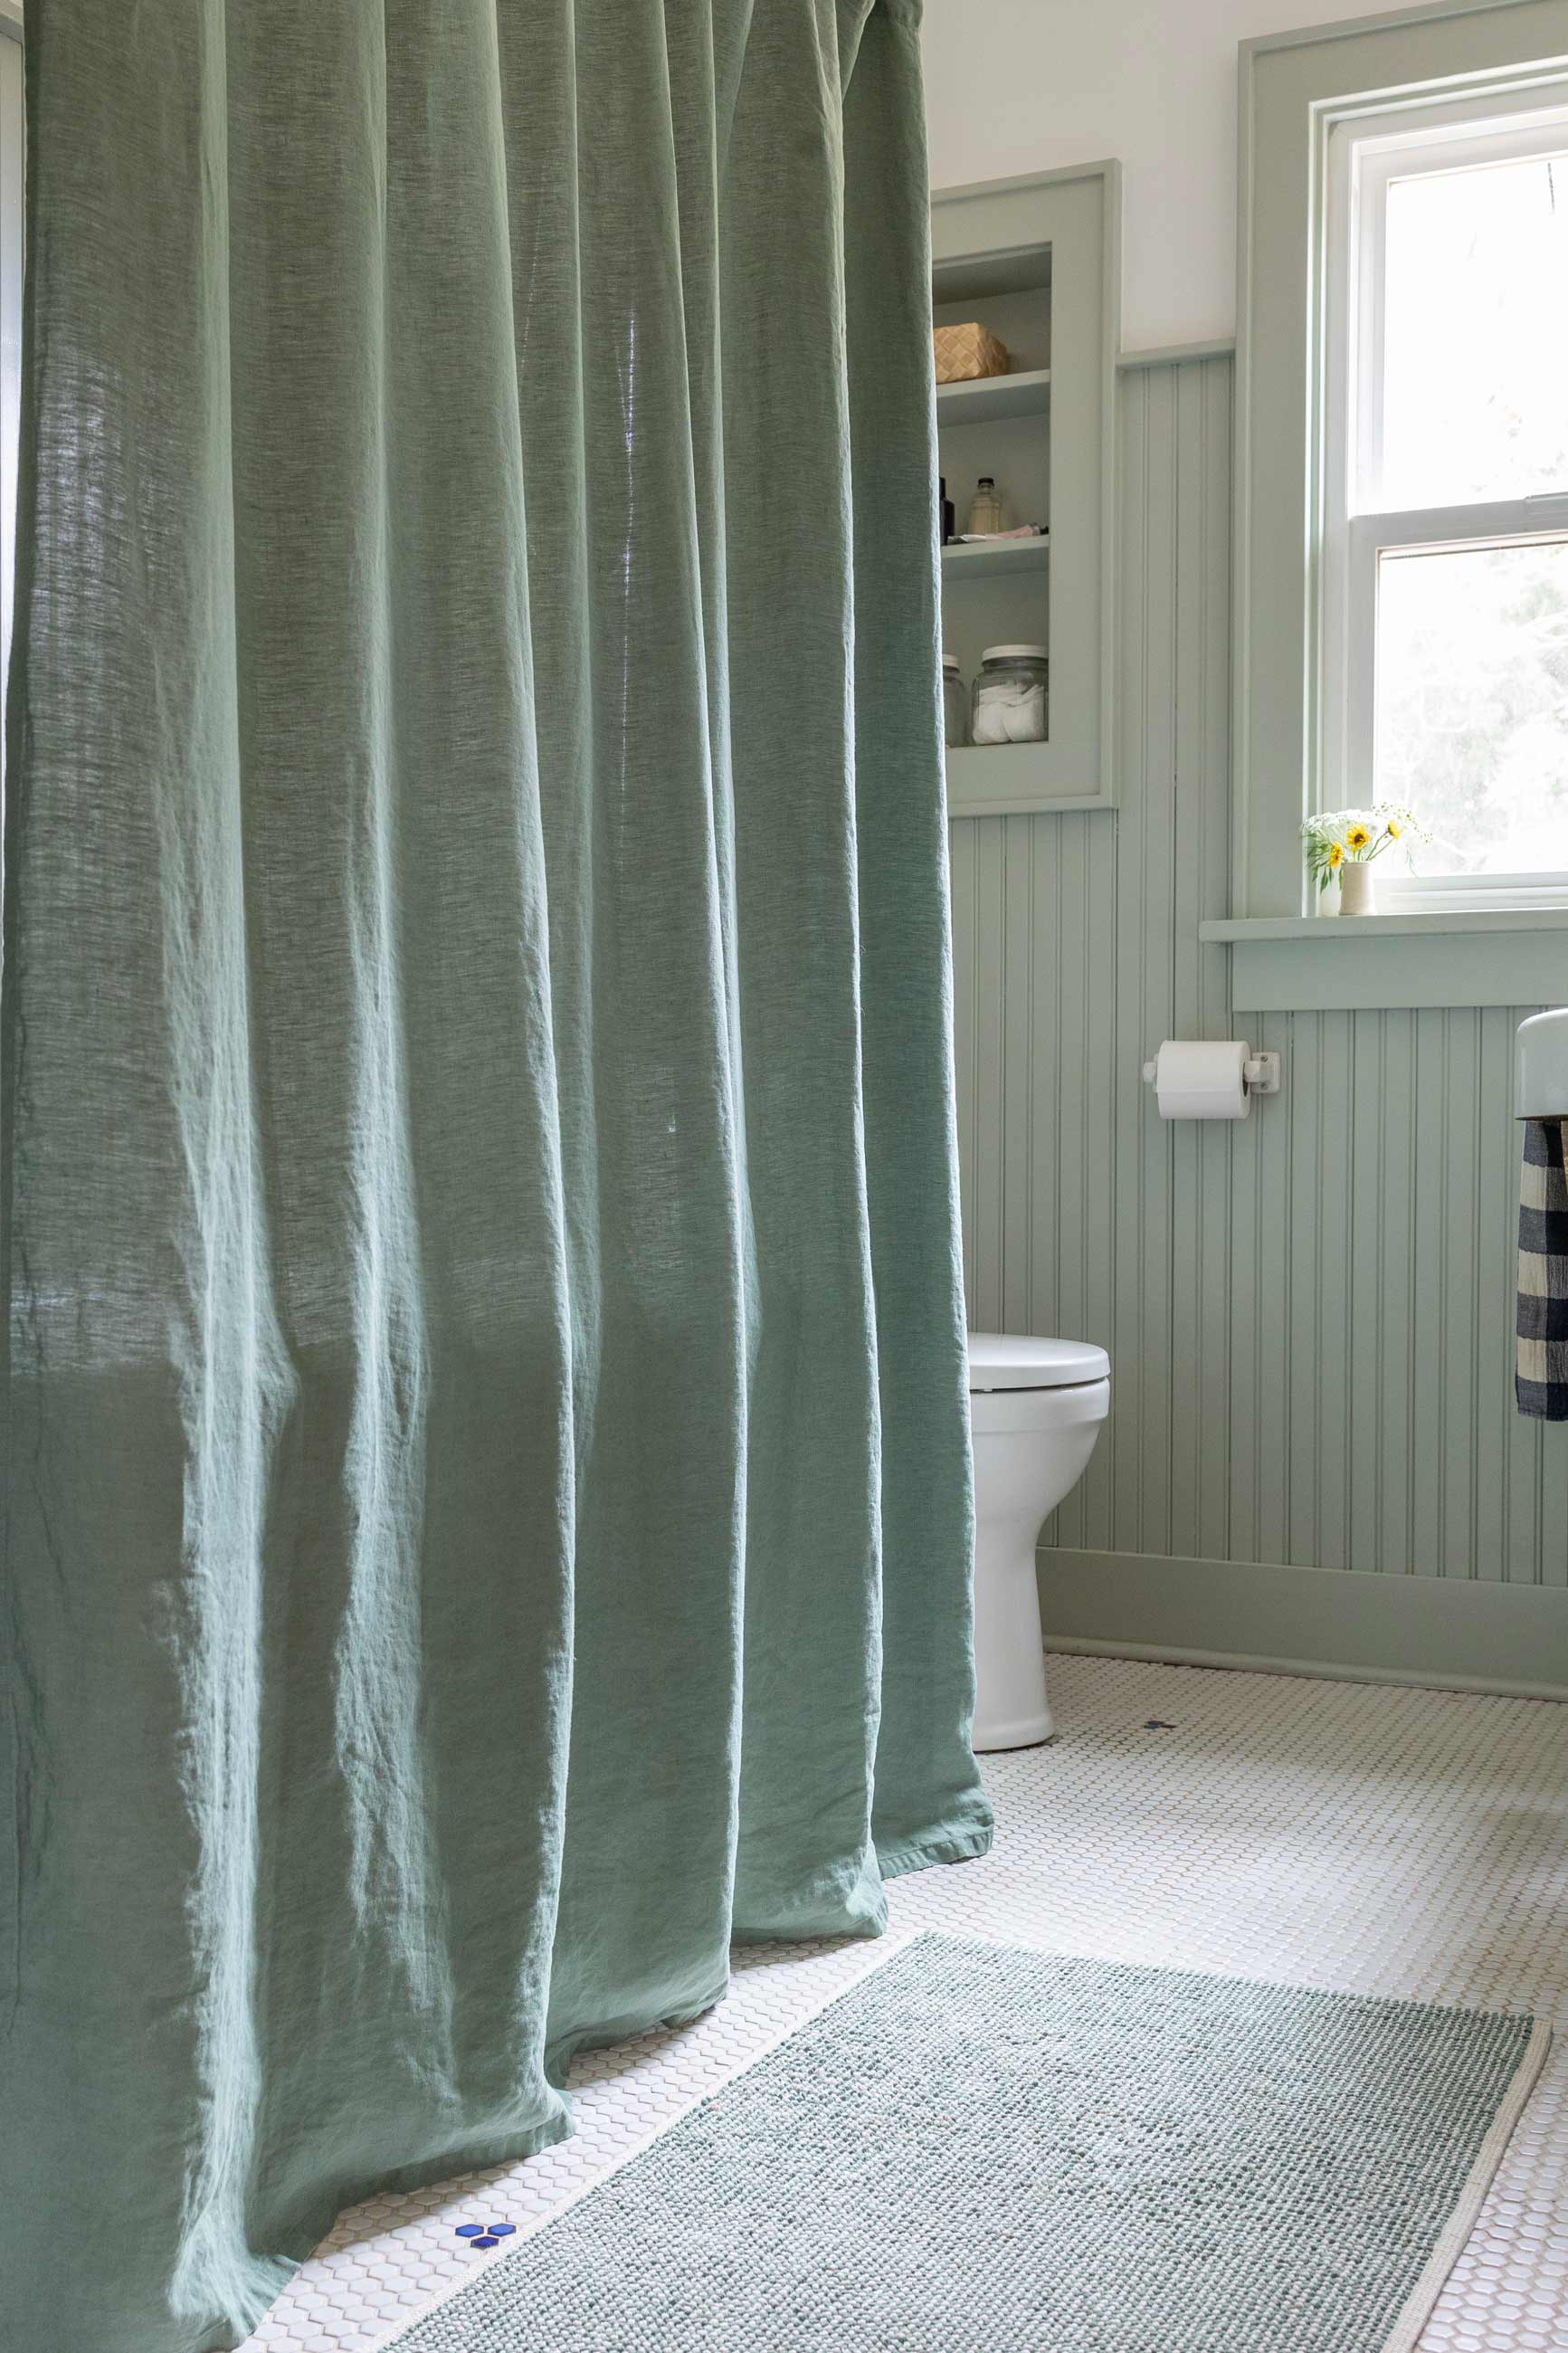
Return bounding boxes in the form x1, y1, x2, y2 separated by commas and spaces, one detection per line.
1039, 1548, 1568, 1705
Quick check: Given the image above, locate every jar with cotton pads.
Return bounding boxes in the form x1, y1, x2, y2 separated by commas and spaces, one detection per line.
970, 644, 1047, 746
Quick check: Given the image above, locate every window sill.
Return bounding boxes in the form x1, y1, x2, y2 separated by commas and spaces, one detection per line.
1202, 906, 1568, 942
1199, 908, 1568, 1012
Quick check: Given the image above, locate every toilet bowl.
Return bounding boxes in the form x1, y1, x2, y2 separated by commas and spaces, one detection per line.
968, 1333, 1110, 1751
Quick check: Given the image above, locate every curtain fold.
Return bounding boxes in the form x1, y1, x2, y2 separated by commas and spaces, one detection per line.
0, 3, 989, 2348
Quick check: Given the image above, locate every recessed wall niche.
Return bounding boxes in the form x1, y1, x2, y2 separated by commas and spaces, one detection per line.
934, 165, 1120, 815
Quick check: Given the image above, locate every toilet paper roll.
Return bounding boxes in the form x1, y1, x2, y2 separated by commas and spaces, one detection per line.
1153, 1039, 1250, 1120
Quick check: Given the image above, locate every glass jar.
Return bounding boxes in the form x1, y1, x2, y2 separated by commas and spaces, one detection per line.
965, 476, 1004, 536
970, 643, 1047, 747
942, 655, 968, 748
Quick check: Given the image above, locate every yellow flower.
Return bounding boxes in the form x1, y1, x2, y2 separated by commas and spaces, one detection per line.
1345, 824, 1372, 851
1326, 841, 1344, 870
1384, 815, 1403, 839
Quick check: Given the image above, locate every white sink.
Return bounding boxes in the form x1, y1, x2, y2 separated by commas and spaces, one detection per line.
1516, 1008, 1568, 1117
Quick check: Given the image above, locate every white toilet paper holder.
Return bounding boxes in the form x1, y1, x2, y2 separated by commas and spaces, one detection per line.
1140, 1046, 1282, 1096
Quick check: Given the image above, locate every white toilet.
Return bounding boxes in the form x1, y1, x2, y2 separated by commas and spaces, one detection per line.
967, 1333, 1110, 1750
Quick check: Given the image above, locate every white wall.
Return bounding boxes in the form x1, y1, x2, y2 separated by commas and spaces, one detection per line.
921, 0, 1366, 353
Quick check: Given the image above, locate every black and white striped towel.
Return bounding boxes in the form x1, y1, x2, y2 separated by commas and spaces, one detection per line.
1516, 1117, 1568, 1418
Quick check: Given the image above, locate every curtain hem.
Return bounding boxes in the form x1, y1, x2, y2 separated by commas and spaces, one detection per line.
876, 1817, 994, 1883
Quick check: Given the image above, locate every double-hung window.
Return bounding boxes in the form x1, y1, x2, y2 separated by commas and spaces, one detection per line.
1322, 93, 1568, 906
1234, 0, 1568, 971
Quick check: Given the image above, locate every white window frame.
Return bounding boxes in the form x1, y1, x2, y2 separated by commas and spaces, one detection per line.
1319, 86, 1568, 905
1233, 1, 1568, 952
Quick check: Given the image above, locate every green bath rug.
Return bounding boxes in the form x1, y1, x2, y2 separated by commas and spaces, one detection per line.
386, 1932, 1547, 2352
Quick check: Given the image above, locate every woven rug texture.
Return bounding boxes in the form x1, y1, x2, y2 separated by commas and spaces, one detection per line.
386, 1931, 1544, 2353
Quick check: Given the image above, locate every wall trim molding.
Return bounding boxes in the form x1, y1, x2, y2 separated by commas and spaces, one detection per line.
1041, 1548, 1568, 1703
1217, 924, 1568, 1010
1117, 338, 1236, 370
1240, 0, 1565, 67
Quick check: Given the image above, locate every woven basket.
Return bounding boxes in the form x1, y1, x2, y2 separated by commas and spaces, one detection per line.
933, 321, 1009, 384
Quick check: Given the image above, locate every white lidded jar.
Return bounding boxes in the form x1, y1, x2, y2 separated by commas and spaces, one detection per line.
970, 643, 1047, 747
942, 654, 968, 748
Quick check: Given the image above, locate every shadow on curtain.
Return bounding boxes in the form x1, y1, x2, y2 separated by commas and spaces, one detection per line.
0, 3, 990, 2347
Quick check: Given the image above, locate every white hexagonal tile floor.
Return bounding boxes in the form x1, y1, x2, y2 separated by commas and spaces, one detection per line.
242, 1653, 1568, 2353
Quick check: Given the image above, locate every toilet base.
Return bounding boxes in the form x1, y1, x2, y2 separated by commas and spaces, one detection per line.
971, 1534, 1054, 1754
973, 1703, 1056, 1755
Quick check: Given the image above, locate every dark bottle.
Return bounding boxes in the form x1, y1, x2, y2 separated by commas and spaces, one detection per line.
939, 474, 955, 547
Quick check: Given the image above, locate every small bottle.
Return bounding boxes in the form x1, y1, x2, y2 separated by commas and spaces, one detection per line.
938, 474, 955, 547
966, 476, 1004, 536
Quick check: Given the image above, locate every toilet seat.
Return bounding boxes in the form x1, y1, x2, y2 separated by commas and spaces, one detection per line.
967, 1332, 1109, 1392
969, 1375, 1109, 1437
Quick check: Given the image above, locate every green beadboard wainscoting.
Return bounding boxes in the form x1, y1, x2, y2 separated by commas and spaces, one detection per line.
948, 353, 1568, 1698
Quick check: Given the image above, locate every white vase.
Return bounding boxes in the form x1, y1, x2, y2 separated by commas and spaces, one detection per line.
1338, 860, 1376, 915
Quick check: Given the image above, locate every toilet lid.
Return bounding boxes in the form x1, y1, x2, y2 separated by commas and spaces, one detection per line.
967, 1333, 1110, 1392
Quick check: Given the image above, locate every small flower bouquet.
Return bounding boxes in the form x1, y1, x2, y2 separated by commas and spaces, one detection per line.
1302, 804, 1427, 912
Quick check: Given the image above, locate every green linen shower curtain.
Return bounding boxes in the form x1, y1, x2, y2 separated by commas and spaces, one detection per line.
0, 3, 989, 2348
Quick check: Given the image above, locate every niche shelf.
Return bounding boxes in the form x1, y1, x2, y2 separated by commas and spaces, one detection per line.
936, 367, 1052, 426
940, 536, 1050, 581
933, 165, 1119, 816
